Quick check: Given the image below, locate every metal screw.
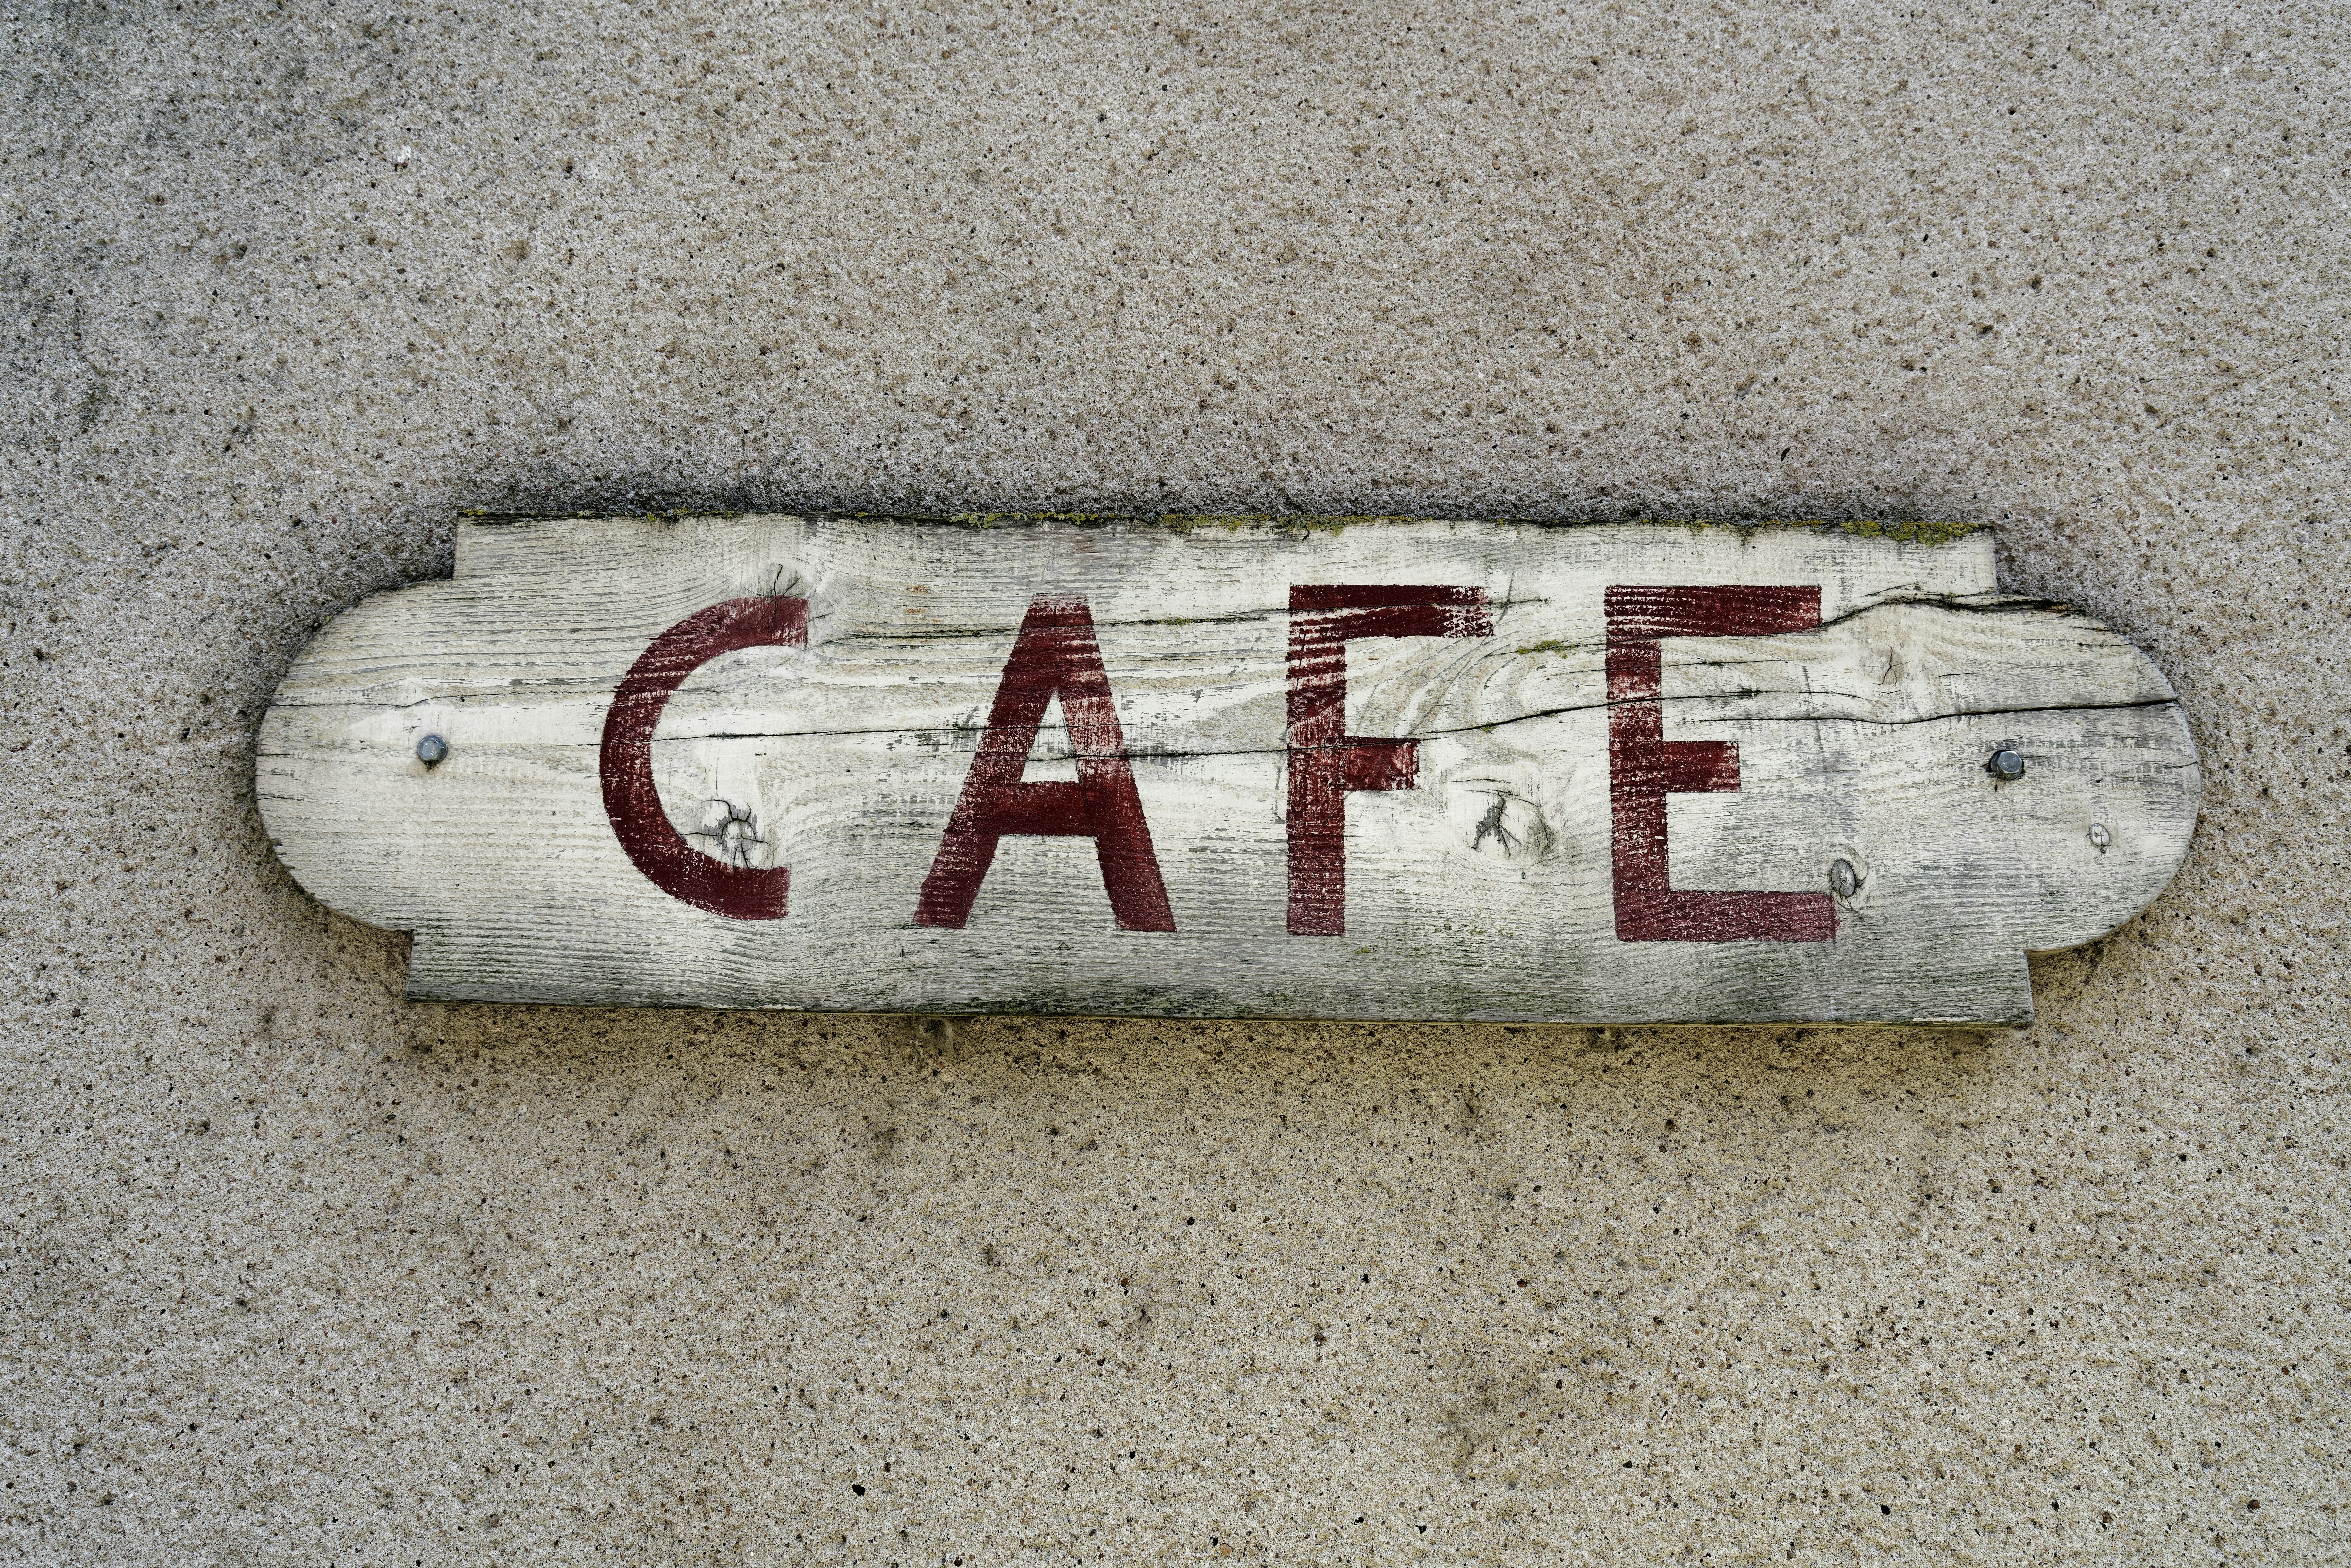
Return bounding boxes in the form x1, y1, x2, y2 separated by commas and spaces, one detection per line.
1828, 858, 1859, 898
415, 734, 449, 766
2088, 822, 2111, 850
1988, 747, 2025, 781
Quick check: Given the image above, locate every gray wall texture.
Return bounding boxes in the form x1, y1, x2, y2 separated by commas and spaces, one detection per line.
5, 0, 2347, 1562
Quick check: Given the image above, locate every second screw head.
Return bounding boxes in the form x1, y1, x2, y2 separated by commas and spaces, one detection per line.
1988, 747, 2026, 781
416, 734, 450, 766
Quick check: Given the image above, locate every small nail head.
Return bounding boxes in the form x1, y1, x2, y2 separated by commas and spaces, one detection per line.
416, 734, 449, 766
1989, 748, 2026, 781
1828, 858, 1859, 898
2088, 822, 2111, 849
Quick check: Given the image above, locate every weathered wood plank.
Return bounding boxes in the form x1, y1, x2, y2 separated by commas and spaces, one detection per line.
256, 515, 2198, 1024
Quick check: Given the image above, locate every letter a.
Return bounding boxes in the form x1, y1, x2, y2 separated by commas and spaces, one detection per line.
914, 596, 1177, 931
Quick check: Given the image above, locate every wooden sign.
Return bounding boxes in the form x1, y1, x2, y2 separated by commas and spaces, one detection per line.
257, 514, 2198, 1025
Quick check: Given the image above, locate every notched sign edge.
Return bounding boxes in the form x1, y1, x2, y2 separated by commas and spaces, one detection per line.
258, 514, 2196, 1026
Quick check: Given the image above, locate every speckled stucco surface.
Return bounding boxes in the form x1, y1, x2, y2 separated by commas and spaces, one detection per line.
4, 1, 2347, 1562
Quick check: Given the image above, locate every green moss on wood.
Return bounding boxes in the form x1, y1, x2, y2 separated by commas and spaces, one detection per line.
1769, 518, 1984, 546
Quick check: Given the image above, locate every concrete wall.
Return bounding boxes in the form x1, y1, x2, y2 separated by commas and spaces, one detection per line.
5, 1, 2344, 1561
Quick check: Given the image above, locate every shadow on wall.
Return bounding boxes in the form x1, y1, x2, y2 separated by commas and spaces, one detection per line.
455, 466, 1965, 531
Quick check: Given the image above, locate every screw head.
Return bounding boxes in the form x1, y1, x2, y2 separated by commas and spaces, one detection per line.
1988, 747, 2025, 781
415, 734, 449, 766
1828, 858, 1860, 899
2088, 822, 2111, 850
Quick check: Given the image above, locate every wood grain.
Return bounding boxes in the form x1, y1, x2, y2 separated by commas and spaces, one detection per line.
256, 515, 2198, 1024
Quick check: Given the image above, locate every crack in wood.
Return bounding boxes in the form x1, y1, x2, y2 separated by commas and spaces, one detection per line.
259, 513, 2196, 1023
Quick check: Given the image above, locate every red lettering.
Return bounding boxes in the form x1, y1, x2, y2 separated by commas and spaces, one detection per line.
1287, 585, 1494, 935
599, 596, 807, 920
914, 596, 1176, 931
1606, 585, 1835, 943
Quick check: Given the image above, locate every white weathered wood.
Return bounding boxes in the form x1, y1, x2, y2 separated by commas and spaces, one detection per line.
255, 514, 2198, 1024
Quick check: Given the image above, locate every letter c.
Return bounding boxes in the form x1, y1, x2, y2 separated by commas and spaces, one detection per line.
599, 596, 807, 920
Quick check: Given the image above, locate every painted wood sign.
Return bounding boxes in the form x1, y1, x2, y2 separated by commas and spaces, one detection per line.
257, 514, 2198, 1025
